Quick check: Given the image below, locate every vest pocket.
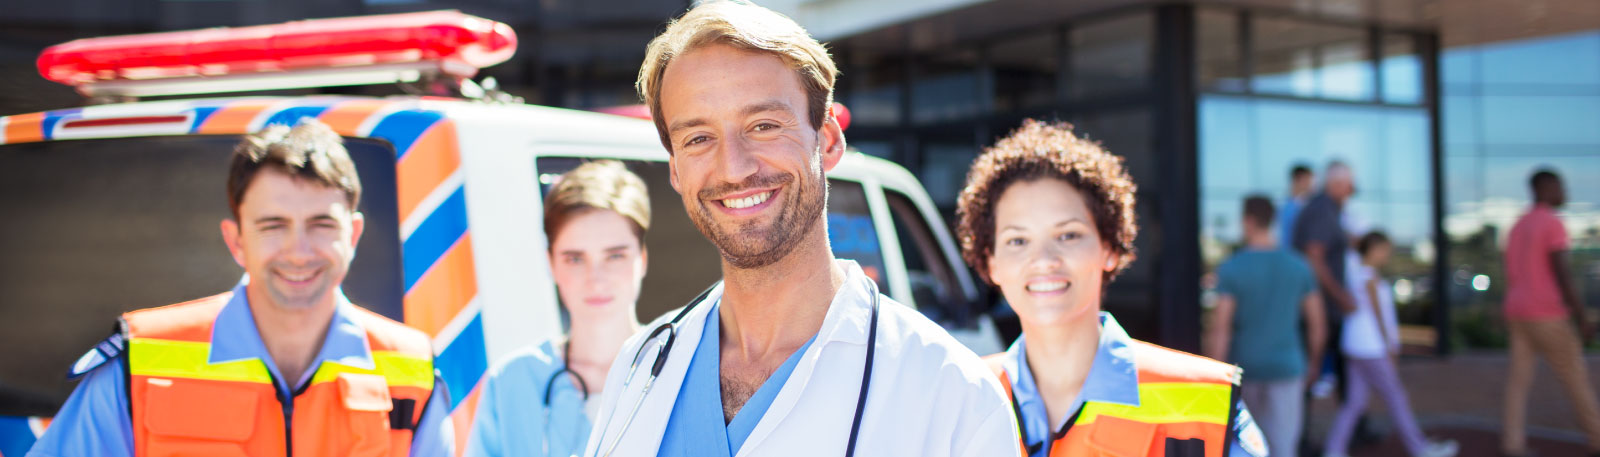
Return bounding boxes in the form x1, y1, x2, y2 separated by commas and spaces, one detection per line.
140, 377, 256, 457
337, 372, 395, 456
1085, 415, 1159, 457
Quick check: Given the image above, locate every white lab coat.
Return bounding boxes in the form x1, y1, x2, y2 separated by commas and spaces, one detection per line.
582, 261, 1021, 457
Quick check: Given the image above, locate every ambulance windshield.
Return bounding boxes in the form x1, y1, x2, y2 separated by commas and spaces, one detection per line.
0, 135, 402, 416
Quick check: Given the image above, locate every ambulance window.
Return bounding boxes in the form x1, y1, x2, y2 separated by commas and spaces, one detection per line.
535, 157, 725, 324
884, 190, 970, 324
0, 135, 402, 417
533, 158, 890, 321
826, 180, 891, 293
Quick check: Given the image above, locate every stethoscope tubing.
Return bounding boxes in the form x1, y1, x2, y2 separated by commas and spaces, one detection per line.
593, 280, 880, 457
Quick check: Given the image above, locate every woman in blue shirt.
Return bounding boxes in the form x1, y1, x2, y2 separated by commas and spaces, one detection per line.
465, 160, 650, 457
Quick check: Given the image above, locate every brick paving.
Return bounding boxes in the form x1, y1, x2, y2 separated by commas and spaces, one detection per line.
1299, 353, 1599, 456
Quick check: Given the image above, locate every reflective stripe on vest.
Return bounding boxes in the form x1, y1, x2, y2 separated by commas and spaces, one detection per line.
123, 292, 434, 457
987, 341, 1239, 457
128, 338, 433, 390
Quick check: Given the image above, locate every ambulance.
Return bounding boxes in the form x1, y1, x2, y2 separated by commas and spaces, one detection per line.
0, 11, 999, 454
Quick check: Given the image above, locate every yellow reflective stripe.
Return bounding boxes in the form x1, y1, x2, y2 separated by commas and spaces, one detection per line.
127, 338, 272, 384
307, 351, 434, 390
1077, 382, 1232, 426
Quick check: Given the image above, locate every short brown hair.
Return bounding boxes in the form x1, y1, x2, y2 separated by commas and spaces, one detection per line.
543, 160, 652, 246
955, 120, 1138, 284
1357, 230, 1390, 256
1242, 195, 1275, 229
227, 118, 361, 220
637, 1, 838, 152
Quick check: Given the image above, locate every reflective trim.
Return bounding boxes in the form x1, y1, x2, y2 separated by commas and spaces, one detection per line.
129, 338, 432, 390
1078, 382, 1233, 426
128, 338, 272, 384
310, 351, 435, 390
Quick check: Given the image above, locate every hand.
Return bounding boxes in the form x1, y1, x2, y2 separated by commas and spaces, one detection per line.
1336, 292, 1358, 315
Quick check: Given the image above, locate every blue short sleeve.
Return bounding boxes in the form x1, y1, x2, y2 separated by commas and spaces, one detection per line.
26, 358, 133, 457
408, 375, 456, 457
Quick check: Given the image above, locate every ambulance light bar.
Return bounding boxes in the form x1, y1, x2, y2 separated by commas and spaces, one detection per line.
37, 10, 516, 98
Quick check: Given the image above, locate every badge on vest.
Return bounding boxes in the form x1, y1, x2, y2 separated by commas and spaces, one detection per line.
1233, 407, 1268, 457
68, 333, 126, 379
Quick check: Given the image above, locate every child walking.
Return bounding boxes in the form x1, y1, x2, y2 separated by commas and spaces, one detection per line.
1324, 231, 1458, 457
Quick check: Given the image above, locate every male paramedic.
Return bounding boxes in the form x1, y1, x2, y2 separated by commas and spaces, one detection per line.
581, 2, 1021, 457
29, 119, 453, 457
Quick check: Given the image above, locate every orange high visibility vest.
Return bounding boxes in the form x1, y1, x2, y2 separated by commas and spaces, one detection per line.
121, 292, 435, 457
987, 341, 1242, 457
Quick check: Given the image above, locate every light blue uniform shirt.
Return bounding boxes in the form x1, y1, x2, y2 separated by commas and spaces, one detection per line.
656, 302, 816, 457
1001, 313, 1265, 457
465, 339, 591, 457
1279, 195, 1306, 245
27, 284, 453, 457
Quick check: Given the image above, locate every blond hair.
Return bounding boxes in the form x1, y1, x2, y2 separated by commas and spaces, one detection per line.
227, 118, 360, 220
637, 1, 838, 152
543, 160, 652, 246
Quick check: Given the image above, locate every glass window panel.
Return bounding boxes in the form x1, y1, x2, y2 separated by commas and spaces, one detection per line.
1440, 47, 1479, 88
1072, 108, 1155, 190
990, 31, 1058, 112
1480, 31, 1600, 88
1252, 17, 1372, 101
1442, 94, 1482, 146
1319, 36, 1374, 101
1070, 12, 1152, 99
852, 140, 893, 159
919, 138, 980, 207
1197, 8, 1246, 92
913, 49, 982, 125
1444, 152, 1486, 238
843, 53, 906, 127
1382, 33, 1424, 104
1251, 16, 1319, 97
1383, 109, 1432, 194
1481, 95, 1600, 146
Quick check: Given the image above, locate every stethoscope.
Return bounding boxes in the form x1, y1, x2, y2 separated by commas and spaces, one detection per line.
542, 341, 592, 455
591, 279, 881, 457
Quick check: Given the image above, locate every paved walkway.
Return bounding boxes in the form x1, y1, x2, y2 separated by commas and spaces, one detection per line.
1301, 353, 1599, 456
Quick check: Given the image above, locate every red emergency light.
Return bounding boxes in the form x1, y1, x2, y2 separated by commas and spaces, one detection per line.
37, 10, 516, 98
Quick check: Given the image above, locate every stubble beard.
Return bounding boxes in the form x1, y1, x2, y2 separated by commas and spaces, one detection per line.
689, 158, 829, 270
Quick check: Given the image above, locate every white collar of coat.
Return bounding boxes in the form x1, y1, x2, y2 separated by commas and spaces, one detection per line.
600, 258, 880, 455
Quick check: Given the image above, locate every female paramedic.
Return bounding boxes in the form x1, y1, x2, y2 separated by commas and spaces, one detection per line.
955, 120, 1268, 457
465, 160, 650, 457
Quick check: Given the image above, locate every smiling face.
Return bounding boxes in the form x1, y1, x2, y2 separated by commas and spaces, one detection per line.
658, 42, 845, 269
986, 178, 1115, 328
549, 209, 647, 321
222, 167, 363, 312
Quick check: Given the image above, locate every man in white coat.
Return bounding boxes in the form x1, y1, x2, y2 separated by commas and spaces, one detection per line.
581, 2, 1021, 457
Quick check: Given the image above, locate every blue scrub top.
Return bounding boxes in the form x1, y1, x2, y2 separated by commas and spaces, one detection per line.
28, 283, 454, 457
465, 339, 592, 457
657, 302, 815, 457
1002, 313, 1266, 457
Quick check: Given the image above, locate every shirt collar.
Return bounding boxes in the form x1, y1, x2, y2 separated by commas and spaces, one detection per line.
1004, 312, 1142, 415
208, 283, 375, 372
811, 260, 879, 347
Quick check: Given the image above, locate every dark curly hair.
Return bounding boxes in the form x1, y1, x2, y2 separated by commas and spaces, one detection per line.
955, 119, 1138, 285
